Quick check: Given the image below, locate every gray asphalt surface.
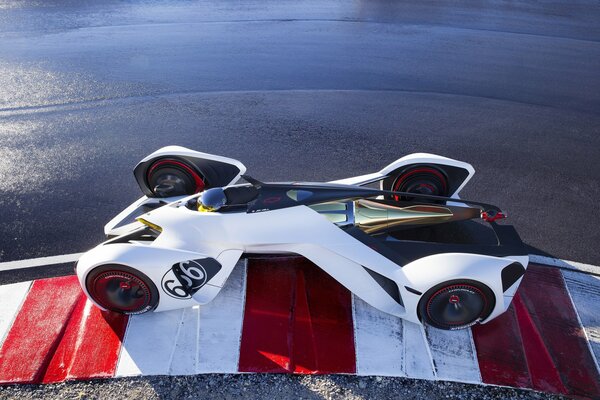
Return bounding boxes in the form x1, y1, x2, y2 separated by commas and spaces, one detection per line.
1, 0, 600, 267
0, 0, 598, 398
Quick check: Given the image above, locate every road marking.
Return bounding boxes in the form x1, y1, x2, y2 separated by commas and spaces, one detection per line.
0, 253, 83, 272
42, 297, 128, 383
0, 277, 84, 384
402, 321, 436, 379
238, 257, 356, 374
116, 261, 247, 377
352, 295, 405, 376
424, 325, 480, 383
116, 308, 183, 377
0, 257, 598, 398
472, 265, 600, 397
529, 254, 600, 274
197, 262, 247, 373
0, 281, 31, 348
561, 270, 600, 375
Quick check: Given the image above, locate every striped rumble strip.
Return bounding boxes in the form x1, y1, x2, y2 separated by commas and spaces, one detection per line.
0, 255, 598, 398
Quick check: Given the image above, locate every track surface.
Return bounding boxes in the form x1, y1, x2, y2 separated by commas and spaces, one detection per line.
1, 0, 600, 270
1, 258, 598, 399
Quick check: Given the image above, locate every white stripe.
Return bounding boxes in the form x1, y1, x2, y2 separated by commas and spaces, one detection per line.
196, 262, 247, 373
561, 269, 600, 375
529, 254, 600, 274
352, 295, 405, 376
403, 321, 436, 379
423, 326, 481, 383
353, 294, 439, 379
0, 253, 83, 272
116, 261, 247, 376
0, 281, 32, 347
116, 308, 184, 376
168, 306, 198, 375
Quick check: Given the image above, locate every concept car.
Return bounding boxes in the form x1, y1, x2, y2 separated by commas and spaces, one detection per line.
76, 146, 528, 330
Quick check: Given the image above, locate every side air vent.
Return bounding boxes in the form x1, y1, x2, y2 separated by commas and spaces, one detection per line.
363, 266, 403, 306
501, 262, 526, 292
104, 226, 160, 244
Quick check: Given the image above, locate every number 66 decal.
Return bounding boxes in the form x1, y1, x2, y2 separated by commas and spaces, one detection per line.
170, 258, 222, 296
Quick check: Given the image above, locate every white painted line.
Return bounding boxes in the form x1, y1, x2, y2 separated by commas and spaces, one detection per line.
0, 253, 83, 272
116, 261, 248, 377
529, 254, 600, 274
561, 270, 600, 375
170, 261, 247, 374
0, 281, 32, 348
116, 308, 184, 377
353, 295, 405, 376
403, 321, 436, 379
197, 261, 247, 373
168, 306, 199, 375
424, 326, 481, 383
353, 295, 481, 382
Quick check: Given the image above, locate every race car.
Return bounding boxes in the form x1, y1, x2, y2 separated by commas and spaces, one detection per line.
76, 146, 528, 330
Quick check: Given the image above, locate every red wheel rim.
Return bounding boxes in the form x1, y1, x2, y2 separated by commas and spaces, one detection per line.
426, 284, 487, 328
88, 270, 154, 314
392, 167, 448, 202
147, 159, 205, 194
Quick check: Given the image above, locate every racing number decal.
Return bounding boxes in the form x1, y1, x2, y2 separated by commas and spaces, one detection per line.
173, 260, 208, 294
161, 258, 222, 299
163, 275, 190, 299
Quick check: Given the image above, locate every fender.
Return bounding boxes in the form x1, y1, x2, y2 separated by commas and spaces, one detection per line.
77, 243, 242, 312
399, 253, 529, 323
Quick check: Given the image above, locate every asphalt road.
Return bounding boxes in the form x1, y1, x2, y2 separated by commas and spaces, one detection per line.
0, 1, 599, 258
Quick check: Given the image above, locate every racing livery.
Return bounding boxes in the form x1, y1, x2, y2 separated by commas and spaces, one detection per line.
76, 146, 528, 330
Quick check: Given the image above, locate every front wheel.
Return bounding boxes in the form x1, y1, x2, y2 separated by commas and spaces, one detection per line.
418, 280, 495, 330
85, 264, 159, 315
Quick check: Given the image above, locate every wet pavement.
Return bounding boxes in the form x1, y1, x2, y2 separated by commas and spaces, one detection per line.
1, 0, 599, 267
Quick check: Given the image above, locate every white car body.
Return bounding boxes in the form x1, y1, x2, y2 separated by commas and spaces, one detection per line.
76, 146, 528, 330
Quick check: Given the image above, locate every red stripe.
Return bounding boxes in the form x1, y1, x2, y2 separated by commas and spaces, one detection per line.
518, 265, 600, 398
471, 304, 532, 388
42, 296, 128, 383
473, 264, 600, 398
513, 293, 568, 394
0, 276, 128, 384
238, 257, 356, 374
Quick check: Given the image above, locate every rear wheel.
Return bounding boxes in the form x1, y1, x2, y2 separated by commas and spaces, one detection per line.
146, 159, 205, 197
391, 166, 448, 203
418, 280, 495, 330
85, 264, 159, 315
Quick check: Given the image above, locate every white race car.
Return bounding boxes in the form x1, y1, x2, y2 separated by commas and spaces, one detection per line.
76, 146, 528, 330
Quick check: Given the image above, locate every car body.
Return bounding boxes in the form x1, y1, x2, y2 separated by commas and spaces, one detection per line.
76, 146, 528, 330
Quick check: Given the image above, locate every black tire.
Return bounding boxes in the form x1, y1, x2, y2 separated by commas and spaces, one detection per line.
391, 166, 448, 203
418, 279, 495, 330
85, 264, 159, 315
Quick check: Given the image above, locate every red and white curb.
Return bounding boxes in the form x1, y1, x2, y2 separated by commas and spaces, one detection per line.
0, 255, 599, 398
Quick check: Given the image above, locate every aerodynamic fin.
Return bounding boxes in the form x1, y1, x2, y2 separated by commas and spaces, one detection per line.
241, 175, 264, 187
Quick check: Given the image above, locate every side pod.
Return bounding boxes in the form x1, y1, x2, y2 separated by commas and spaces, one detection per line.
331, 153, 474, 200
76, 242, 242, 313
